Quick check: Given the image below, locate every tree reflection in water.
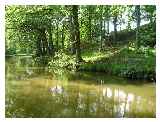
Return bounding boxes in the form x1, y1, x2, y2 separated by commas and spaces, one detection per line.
47, 84, 153, 117
6, 57, 155, 117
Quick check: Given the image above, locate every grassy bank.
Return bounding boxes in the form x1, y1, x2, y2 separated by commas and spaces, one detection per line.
80, 44, 156, 82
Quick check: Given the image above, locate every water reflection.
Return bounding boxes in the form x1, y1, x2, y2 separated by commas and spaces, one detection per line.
103, 87, 112, 98
77, 92, 85, 111
49, 85, 64, 95
26, 67, 34, 76
102, 87, 141, 117
5, 56, 156, 118
46, 83, 155, 118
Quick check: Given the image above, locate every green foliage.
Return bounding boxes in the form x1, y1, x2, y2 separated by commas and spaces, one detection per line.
6, 5, 156, 82
80, 45, 155, 82
139, 23, 156, 47
6, 5, 156, 55
5, 5, 66, 56
5, 5, 156, 118
141, 5, 156, 23
48, 50, 76, 78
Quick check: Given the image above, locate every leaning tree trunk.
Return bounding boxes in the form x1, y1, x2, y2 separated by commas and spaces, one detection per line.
135, 5, 141, 47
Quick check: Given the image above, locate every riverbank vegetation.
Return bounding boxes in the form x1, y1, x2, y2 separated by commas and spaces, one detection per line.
6, 5, 156, 82
5, 5, 156, 118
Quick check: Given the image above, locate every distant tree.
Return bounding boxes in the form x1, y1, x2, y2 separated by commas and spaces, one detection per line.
103, 6, 111, 46
111, 5, 124, 42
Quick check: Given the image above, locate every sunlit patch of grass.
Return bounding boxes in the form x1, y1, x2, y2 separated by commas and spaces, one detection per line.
81, 45, 127, 62
82, 51, 108, 62
82, 49, 121, 62
80, 45, 156, 81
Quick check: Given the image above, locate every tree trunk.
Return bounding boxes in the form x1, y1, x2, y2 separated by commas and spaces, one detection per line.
56, 22, 59, 50
100, 6, 103, 51
69, 14, 76, 54
119, 14, 122, 31
107, 20, 110, 43
113, 15, 117, 42
61, 24, 65, 49
127, 6, 132, 31
135, 5, 141, 47
48, 27, 54, 55
36, 33, 43, 57
104, 20, 105, 38
72, 5, 82, 63
106, 6, 110, 46
88, 6, 92, 43
36, 29, 48, 56
40, 29, 48, 55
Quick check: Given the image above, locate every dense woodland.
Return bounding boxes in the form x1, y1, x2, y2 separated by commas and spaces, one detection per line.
6, 5, 156, 82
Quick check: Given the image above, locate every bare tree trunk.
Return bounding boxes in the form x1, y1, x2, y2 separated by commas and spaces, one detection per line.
100, 6, 103, 51
48, 27, 54, 55
36, 33, 43, 57
113, 15, 117, 42
88, 6, 92, 43
104, 20, 105, 39
106, 6, 110, 46
135, 5, 141, 47
40, 29, 48, 55
69, 14, 76, 54
56, 22, 59, 50
107, 20, 110, 42
72, 5, 82, 64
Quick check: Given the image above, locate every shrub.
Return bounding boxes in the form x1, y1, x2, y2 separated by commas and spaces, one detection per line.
48, 50, 76, 77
